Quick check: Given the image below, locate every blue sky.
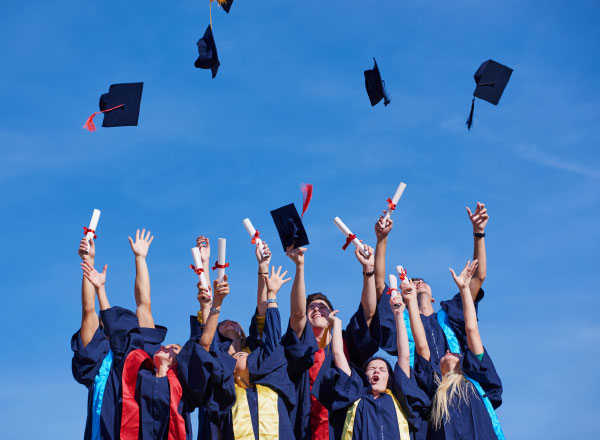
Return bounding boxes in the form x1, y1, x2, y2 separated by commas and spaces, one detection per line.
1, 0, 599, 438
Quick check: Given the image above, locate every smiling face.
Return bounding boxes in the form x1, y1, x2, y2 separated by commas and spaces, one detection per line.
440, 350, 462, 375
218, 320, 243, 341
153, 343, 182, 370
365, 359, 390, 396
232, 351, 251, 388
307, 300, 331, 329
411, 278, 434, 304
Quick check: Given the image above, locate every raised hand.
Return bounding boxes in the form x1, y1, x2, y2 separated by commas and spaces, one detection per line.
449, 260, 479, 290
375, 216, 393, 241
257, 241, 272, 266
326, 309, 342, 328
78, 237, 95, 261
263, 265, 292, 295
81, 260, 107, 290
355, 243, 374, 269
400, 279, 417, 306
128, 228, 154, 258
197, 282, 212, 306
197, 236, 210, 264
467, 202, 489, 233
286, 246, 307, 266
212, 275, 230, 304
390, 293, 405, 314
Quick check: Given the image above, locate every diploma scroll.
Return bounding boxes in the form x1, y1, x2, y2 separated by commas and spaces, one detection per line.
396, 265, 409, 285
242, 218, 266, 258
382, 182, 407, 223
83, 209, 101, 253
333, 216, 369, 257
216, 238, 227, 283
388, 274, 399, 297
191, 247, 209, 291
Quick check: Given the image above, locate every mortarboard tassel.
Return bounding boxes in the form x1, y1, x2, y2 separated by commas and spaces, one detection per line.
83, 104, 125, 132
466, 98, 475, 130
300, 183, 313, 218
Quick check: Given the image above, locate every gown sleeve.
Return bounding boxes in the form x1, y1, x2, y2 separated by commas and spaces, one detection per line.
281, 319, 318, 377
461, 348, 503, 409
139, 325, 168, 357
71, 326, 110, 387
377, 285, 400, 355
344, 303, 383, 367
391, 363, 432, 430
412, 353, 438, 399
439, 288, 485, 352
99, 306, 145, 365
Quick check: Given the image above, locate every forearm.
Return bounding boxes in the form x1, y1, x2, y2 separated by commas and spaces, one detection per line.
394, 312, 410, 376
460, 286, 483, 353
267, 289, 278, 309
81, 263, 99, 345
332, 323, 351, 376
134, 256, 154, 327
360, 270, 376, 327
257, 263, 269, 316
290, 265, 307, 335
374, 239, 387, 300
470, 236, 486, 297
407, 302, 430, 360
96, 285, 110, 311
200, 300, 222, 351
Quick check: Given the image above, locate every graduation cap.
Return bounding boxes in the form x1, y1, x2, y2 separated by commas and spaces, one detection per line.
216, 0, 234, 13
364, 58, 390, 107
466, 59, 513, 130
195, 25, 220, 78
270, 203, 310, 251
83, 82, 143, 132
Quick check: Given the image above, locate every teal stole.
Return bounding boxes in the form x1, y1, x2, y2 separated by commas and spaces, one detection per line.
91, 350, 113, 440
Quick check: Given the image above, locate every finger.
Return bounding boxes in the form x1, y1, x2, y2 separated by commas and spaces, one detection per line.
136, 229, 140, 241
281, 277, 292, 284
466, 206, 473, 217
145, 230, 151, 241
141, 229, 146, 241
281, 270, 288, 278
102, 264, 108, 274
148, 236, 154, 245
449, 268, 457, 279
330, 310, 340, 317
223, 274, 228, 282
128, 236, 134, 247
89, 238, 95, 248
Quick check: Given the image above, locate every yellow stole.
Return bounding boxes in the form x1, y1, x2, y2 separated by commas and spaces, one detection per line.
342, 390, 410, 440
232, 384, 279, 440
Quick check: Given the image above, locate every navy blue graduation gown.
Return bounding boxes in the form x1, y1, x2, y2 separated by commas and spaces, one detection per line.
140, 325, 168, 357
281, 303, 382, 440
311, 352, 430, 440
412, 350, 502, 440
378, 287, 485, 371
205, 307, 299, 440
71, 325, 111, 440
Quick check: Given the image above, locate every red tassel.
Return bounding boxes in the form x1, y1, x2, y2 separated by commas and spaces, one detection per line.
82, 104, 125, 132
300, 183, 313, 218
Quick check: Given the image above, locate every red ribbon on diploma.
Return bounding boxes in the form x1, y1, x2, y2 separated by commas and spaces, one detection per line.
398, 267, 407, 282
212, 261, 230, 270
387, 288, 398, 296
251, 230, 260, 244
83, 226, 97, 239
342, 234, 356, 251
190, 264, 204, 275
386, 198, 396, 212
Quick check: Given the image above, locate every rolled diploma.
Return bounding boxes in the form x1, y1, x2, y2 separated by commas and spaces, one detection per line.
396, 265, 409, 286
388, 274, 399, 297
383, 182, 407, 222
242, 218, 265, 257
85, 209, 101, 251
191, 247, 209, 290
217, 238, 226, 283
333, 217, 369, 257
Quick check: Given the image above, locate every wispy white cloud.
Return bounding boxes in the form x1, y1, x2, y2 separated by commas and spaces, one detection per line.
515, 143, 600, 179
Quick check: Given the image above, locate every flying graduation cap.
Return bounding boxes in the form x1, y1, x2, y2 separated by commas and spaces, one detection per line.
195, 25, 220, 78
466, 59, 513, 130
270, 184, 313, 252
83, 82, 143, 132
216, 0, 234, 13
364, 58, 390, 107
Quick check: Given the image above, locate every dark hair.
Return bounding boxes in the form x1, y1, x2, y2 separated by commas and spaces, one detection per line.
306, 292, 334, 312
364, 356, 394, 389
410, 277, 426, 283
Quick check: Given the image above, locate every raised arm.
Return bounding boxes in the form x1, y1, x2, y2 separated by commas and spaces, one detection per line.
327, 311, 351, 376
286, 246, 307, 338
467, 202, 488, 299
199, 275, 230, 351
450, 260, 483, 355
355, 244, 376, 326
261, 265, 291, 352
81, 260, 110, 311
128, 228, 155, 328
78, 238, 99, 346
197, 236, 211, 324
391, 294, 410, 376
374, 217, 393, 301
256, 242, 272, 317
401, 280, 430, 361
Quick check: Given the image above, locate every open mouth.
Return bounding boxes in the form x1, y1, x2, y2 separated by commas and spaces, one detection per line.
371, 375, 380, 384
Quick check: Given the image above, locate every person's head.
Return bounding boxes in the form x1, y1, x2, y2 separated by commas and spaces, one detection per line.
440, 350, 462, 375
410, 278, 435, 305
232, 351, 251, 388
218, 319, 247, 343
153, 343, 182, 371
306, 293, 334, 330
364, 357, 393, 397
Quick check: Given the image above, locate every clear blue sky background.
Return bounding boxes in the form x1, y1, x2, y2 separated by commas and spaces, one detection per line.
1, 0, 599, 438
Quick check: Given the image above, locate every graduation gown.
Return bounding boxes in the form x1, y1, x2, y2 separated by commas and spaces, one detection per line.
412, 350, 503, 440
71, 326, 111, 440
378, 288, 485, 372
281, 304, 382, 440
311, 355, 431, 440
204, 307, 300, 440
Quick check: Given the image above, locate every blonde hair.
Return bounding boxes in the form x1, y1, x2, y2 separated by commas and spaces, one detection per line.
430, 371, 476, 430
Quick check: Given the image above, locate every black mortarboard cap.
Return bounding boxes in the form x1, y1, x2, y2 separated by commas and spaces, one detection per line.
98, 82, 144, 128
195, 25, 220, 78
364, 58, 390, 107
467, 59, 513, 129
218, 0, 234, 13
270, 203, 309, 251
